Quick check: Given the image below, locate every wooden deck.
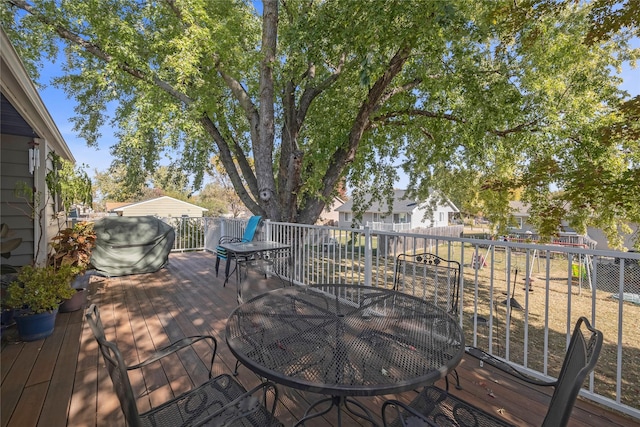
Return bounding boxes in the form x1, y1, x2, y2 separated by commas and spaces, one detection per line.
1, 251, 637, 427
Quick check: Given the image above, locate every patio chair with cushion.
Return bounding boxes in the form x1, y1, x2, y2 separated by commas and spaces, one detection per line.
85, 304, 282, 427
394, 252, 462, 390
215, 215, 262, 286
381, 316, 603, 427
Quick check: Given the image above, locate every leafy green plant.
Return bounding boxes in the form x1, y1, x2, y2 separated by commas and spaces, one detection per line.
48, 222, 96, 273
6, 265, 77, 314
46, 152, 92, 212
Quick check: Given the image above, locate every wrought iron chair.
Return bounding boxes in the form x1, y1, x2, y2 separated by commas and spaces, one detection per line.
381, 316, 603, 427
85, 304, 282, 427
394, 252, 462, 390
215, 216, 262, 286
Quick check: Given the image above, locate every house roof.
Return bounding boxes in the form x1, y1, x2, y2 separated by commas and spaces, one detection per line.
336, 189, 458, 213
105, 202, 130, 212
509, 201, 530, 217
112, 196, 208, 212
0, 28, 74, 162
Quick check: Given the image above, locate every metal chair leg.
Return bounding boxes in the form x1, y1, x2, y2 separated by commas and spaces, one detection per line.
444, 369, 461, 391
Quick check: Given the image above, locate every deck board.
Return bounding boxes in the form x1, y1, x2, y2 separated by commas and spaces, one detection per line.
1, 251, 637, 427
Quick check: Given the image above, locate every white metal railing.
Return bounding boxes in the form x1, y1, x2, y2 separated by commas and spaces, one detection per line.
168, 216, 640, 420
160, 217, 208, 251
366, 221, 412, 232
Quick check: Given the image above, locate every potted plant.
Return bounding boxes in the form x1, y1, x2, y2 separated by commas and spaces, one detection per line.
3, 152, 94, 340
48, 221, 96, 312
5, 264, 77, 341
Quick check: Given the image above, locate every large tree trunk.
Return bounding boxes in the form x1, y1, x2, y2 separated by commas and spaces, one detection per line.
255, 0, 280, 220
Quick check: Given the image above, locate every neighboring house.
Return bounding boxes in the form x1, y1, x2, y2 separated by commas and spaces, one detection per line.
508, 201, 533, 231
1, 28, 76, 267
316, 196, 345, 226
336, 189, 459, 231
585, 224, 637, 252
104, 202, 129, 213
109, 196, 208, 217
508, 201, 580, 234
507, 201, 638, 251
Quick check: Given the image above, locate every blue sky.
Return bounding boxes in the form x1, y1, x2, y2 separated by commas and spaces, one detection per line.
37, 43, 639, 184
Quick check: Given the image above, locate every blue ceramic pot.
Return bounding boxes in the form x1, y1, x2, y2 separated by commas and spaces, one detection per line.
14, 309, 58, 341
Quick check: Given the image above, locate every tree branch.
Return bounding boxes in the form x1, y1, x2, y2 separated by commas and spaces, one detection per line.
378, 78, 422, 105
10, 0, 193, 106
199, 115, 263, 215
372, 109, 538, 137
298, 45, 413, 223
297, 52, 346, 124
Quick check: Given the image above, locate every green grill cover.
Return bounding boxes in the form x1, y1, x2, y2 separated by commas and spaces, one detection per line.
91, 216, 175, 277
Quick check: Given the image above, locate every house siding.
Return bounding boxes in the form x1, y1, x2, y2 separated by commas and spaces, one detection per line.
336, 190, 458, 230
0, 133, 34, 267
116, 197, 206, 217
2, 28, 77, 267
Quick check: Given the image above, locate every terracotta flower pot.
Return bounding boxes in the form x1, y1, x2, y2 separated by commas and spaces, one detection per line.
59, 288, 87, 313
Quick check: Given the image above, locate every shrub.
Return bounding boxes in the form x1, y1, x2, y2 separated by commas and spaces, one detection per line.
6, 265, 77, 314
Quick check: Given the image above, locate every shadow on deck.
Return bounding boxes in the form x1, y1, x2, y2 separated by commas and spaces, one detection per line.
1, 252, 636, 426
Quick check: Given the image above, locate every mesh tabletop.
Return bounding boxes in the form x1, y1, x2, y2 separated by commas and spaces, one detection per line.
226, 284, 464, 397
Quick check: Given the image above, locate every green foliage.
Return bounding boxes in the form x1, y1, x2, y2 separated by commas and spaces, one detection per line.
92, 163, 146, 203
585, 0, 639, 45
194, 182, 239, 217
6, 264, 77, 314
46, 152, 93, 212
93, 163, 191, 205
2, 0, 637, 247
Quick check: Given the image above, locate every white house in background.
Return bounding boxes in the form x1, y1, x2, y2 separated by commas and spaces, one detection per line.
336, 189, 459, 231
1, 28, 76, 267
110, 196, 208, 217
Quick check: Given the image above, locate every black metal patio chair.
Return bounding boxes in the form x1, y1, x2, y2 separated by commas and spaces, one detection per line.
394, 252, 462, 390
85, 304, 282, 427
215, 215, 262, 286
381, 316, 603, 427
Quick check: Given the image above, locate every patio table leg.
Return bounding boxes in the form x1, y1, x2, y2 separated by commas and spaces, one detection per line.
293, 395, 379, 427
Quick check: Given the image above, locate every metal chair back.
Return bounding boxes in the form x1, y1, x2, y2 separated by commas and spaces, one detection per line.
394, 253, 461, 315
240, 215, 262, 242
86, 304, 283, 427
85, 304, 142, 427
542, 316, 603, 427
216, 216, 262, 279
381, 317, 603, 427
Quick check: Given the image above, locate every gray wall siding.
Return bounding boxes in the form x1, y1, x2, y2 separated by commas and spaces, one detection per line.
1, 133, 35, 267
120, 198, 205, 217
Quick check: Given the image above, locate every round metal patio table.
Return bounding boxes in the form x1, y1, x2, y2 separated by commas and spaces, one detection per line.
225, 284, 465, 426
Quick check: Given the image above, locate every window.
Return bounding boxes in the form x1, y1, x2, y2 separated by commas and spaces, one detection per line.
343, 212, 352, 222
394, 213, 408, 223
439, 212, 445, 223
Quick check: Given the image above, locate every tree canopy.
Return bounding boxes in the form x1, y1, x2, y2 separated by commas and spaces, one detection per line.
2, 0, 638, 246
